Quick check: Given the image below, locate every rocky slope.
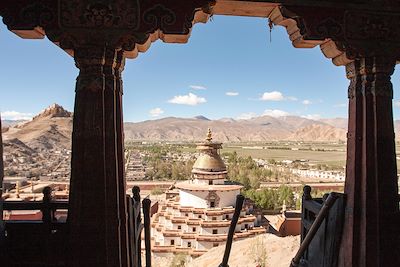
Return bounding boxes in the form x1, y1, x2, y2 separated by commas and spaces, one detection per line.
287, 124, 347, 142
3, 104, 73, 150
187, 233, 300, 267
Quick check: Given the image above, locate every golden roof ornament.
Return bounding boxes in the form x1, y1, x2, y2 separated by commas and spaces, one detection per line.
206, 128, 212, 142
192, 128, 226, 173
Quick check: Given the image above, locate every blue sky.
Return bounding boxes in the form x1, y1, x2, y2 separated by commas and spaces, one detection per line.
1, 15, 400, 122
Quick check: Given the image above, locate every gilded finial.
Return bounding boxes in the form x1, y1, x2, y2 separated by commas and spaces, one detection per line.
206, 128, 212, 142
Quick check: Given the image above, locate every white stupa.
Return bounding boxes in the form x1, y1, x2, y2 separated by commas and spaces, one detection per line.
151, 129, 266, 257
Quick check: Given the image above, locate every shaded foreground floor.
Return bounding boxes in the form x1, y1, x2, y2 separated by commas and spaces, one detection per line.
187, 233, 300, 267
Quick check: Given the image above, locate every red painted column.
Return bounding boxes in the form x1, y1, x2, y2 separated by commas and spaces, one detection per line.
0, 116, 4, 197
114, 51, 130, 267
340, 57, 400, 267
68, 45, 124, 267
103, 47, 126, 266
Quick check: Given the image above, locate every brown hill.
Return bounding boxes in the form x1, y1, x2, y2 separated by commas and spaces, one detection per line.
124, 115, 342, 142
287, 124, 347, 142
32, 103, 72, 120
320, 118, 348, 129
124, 116, 294, 142
187, 233, 300, 267
3, 104, 73, 151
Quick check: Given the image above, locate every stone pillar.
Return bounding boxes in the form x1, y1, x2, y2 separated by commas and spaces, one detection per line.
68, 45, 125, 267
340, 57, 400, 267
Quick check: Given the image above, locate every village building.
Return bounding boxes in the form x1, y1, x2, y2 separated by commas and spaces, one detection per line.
266, 204, 301, 237
151, 130, 266, 257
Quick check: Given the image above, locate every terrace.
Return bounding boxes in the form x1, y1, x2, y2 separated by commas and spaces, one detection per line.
1, 0, 400, 266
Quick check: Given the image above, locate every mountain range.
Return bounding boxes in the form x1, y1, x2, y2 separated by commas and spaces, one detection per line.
124, 115, 348, 142
5, 103, 400, 146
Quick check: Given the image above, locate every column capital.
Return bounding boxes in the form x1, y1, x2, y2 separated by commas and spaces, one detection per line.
114, 51, 126, 95
74, 45, 106, 93
346, 57, 395, 99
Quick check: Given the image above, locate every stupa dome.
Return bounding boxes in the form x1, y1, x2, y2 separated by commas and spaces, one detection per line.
192, 129, 227, 173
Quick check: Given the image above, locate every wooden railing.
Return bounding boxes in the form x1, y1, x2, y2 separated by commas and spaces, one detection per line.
128, 185, 152, 267
290, 186, 345, 267
2, 187, 69, 221
0, 186, 153, 267
1, 189, 261, 267
0, 186, 68, 266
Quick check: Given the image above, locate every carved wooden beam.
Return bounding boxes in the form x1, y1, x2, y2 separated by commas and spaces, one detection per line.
2, 1, 400, 64
277, 5, 400, 65
0, 0, 215, 58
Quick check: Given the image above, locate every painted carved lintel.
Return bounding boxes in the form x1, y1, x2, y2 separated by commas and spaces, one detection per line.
279, 6, 400, 64
1, 0, 215, 57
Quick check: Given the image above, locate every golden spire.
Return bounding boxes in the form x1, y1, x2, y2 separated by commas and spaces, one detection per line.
206, 128, 212, 142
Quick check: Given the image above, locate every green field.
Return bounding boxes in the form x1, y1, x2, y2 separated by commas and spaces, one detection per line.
146, 141, 400, 171
224, 147, 346, 167
182, 142, 347, 168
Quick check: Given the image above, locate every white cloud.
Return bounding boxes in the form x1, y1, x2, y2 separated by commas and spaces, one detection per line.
226, 92, 239, 96
149, 108, 164, 117
394, 100, 400, 107
302, 100, 312, 105
237, 109, 290, 120
238, 109, 324, 120
262, 109, 290, 117
168, 93, 207, 106
189, 85, 206, 90
236, 112, 257, 120
1, 111, 33, 120
302, 114, 321, 120
260, 91, 284, 101
334, 103, 347, 108
287, 96, 298, 101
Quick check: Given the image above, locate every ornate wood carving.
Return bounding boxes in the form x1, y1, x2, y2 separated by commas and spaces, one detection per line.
59, 0, 140, 29
280, 6, 400, 60
143, 4, 176, 32
0, 0, 214, 55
